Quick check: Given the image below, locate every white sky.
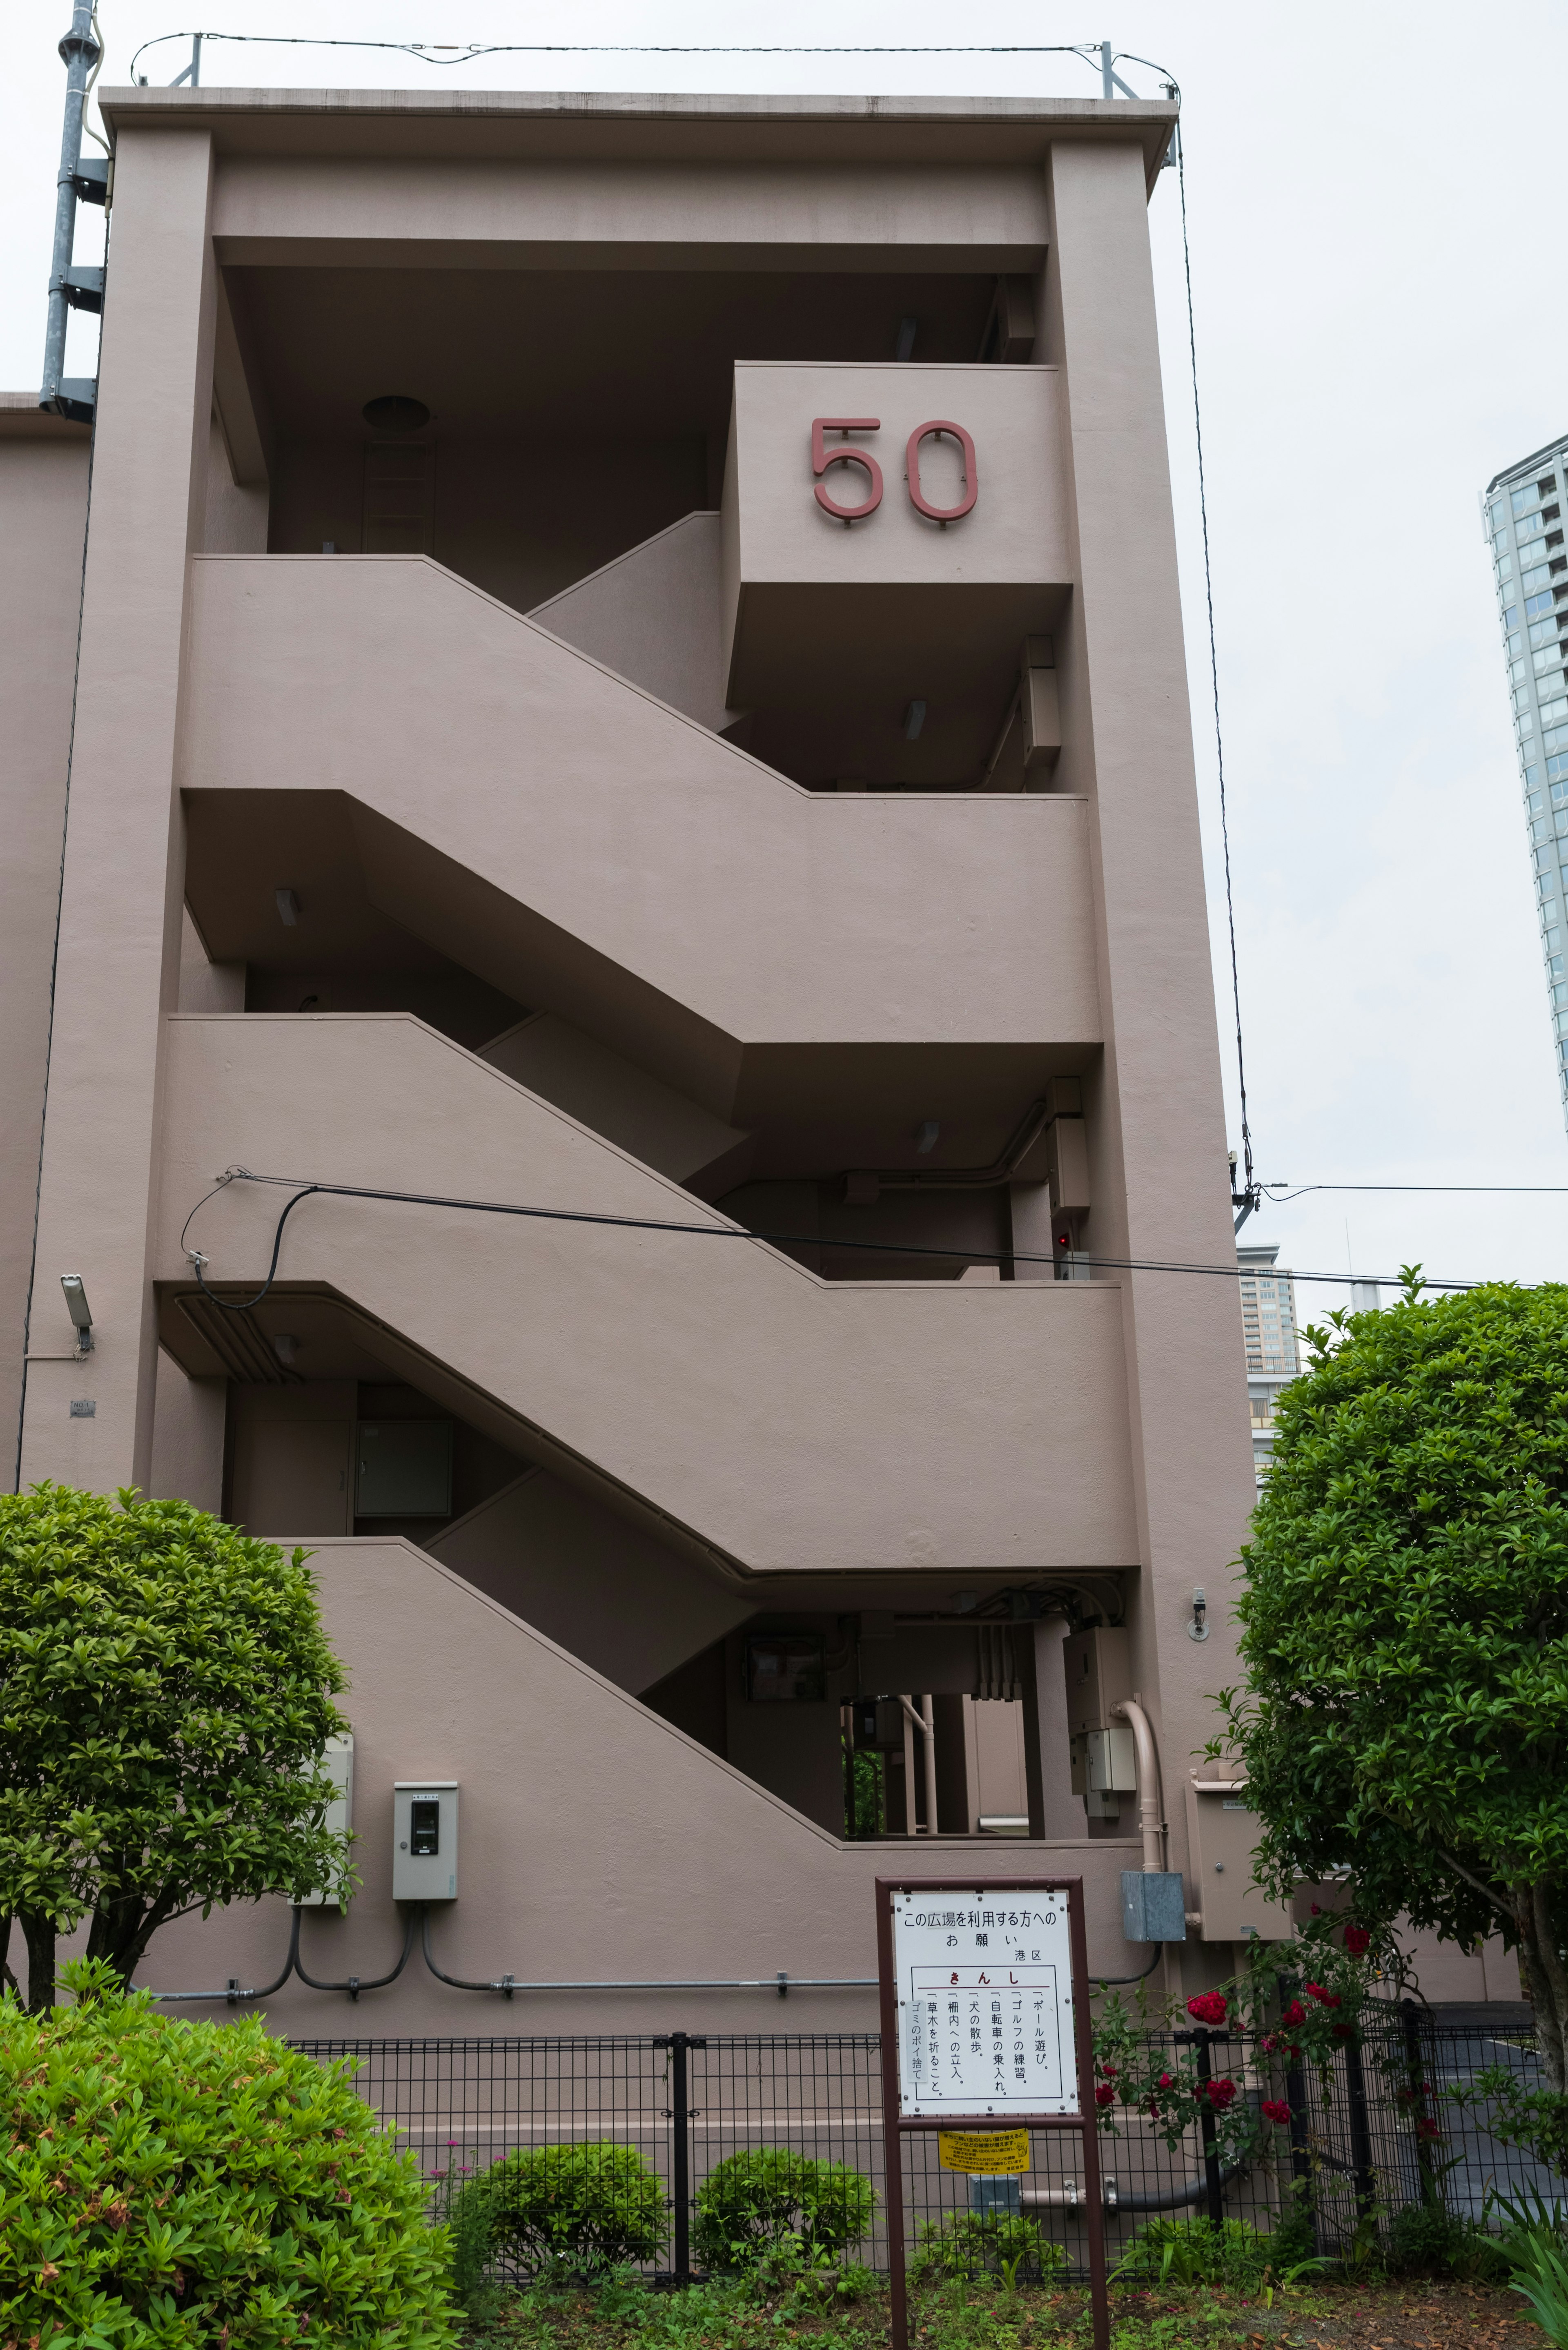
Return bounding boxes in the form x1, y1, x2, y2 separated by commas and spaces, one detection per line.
4, 0, 1566, 1321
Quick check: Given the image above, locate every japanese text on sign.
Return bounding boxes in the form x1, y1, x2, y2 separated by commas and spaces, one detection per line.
891, 1891, 1078, 2119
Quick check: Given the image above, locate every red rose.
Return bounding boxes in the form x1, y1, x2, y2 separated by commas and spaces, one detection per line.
1310, 1902, 1321, 1916
1186, 1992, 1228, 2025
1332, 2024, 1352, 2041
1281, 2000, 1306, 2027
1095, 2083, 1116, 2107
1415, 2118, 1442, 2143
1343, 1925, 1371, 1956
1205, 2077, 1237, 2109
1158, 2072, 1174, 2089
1098, 2061, 1118, 2079
1261, 2099, 1291, 2125
1305, 1982, 1341, 2009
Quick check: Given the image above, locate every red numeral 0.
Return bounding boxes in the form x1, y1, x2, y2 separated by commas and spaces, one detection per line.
906, 420, 978, 522
812, 416, 884, 521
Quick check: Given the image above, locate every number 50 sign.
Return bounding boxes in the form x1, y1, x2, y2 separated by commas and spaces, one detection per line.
811, 416, 978, 525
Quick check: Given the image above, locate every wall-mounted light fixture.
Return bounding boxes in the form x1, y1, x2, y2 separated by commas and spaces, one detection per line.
903, 700, 927, 741
60, 1275, 93, 1352
915, 1121, 940, 1155
276, 888, 301, 927
273, 1334, 298, 1368
1187, 1586, 1209, 1642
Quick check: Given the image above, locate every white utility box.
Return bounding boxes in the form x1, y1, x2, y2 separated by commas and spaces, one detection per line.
298, 1732, 354, 1908
393, 1780, 459, 1902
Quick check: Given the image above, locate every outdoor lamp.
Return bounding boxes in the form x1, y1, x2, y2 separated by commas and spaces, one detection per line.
60, 1274, 93, 1350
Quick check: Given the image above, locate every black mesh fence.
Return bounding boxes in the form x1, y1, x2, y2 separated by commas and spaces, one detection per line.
290, 2012, 1559, 2285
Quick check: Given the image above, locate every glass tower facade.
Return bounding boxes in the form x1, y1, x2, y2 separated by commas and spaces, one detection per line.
1237, 1242, 1300, 1487
1483, 434, 1568, 1119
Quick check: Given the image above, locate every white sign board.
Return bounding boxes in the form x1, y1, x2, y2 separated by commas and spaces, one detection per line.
890, 1888, 1078, 2118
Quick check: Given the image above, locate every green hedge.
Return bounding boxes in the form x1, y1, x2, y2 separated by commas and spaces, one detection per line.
0, 1965, 456, 2348
443, 2143, 668, 2289
693, 2149, 875, 2272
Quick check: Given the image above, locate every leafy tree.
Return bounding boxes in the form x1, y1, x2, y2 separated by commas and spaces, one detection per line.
0, 1483, 352, 2009
1222, 1275, 1568, 2096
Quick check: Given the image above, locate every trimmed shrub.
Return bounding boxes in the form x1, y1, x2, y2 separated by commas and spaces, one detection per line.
693, 2149, 875, 2272
911, 2211, 1065, 2285
445, 2143, 667, 2284
0, 1963, 457, 2348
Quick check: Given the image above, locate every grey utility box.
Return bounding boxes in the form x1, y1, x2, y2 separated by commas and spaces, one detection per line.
1062, 1625, 1132, 1735
393, 1781, 459, 1902
1121, 1868, 1187, 1943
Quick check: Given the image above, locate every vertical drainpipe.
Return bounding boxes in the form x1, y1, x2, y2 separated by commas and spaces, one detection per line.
40, 1, 100, 415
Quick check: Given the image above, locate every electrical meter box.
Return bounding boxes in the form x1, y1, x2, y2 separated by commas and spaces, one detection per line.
1062, 1625, 1132, 1735
851, 1696, 904, 1752
298, 1732, 354, 1908
1183, 1779, 1292, 1943
393, 1781, 459, 1902
1069, 1726, 1138, 1795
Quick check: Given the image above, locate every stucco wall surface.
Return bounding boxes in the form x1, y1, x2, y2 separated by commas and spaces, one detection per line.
156, 1012, 1140, 1574
0, 430, 89, 1474
129, 1535, 1142, 2036
179, 555, 1100, 1106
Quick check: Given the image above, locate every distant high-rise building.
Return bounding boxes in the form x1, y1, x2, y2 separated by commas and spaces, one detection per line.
1238, 1243, 1300, 1485
1482, 436, 1568, 1117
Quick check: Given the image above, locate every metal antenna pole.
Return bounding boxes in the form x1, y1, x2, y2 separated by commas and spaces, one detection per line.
41, 2, 101, 414
1100, 39, 1113, 98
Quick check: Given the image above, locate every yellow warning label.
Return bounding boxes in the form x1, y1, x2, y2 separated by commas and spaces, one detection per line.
938, 2129, 1031, 2175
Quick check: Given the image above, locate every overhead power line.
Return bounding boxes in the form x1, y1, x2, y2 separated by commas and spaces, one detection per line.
179, 1168, 1490, 1309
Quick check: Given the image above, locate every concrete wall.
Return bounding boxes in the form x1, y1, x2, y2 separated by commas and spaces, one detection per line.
0, 413, 90, 1479
155, 1012, 1140, 1574
116, 1535, 1141, 2036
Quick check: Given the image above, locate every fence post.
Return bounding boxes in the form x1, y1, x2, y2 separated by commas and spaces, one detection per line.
1401, 1998, 1441, 2212
1343, 2030, 1378, 2232
1193, 2029, 1225, 2229
1282, 2038, 1317, 2253
654, 2032, 704, 2288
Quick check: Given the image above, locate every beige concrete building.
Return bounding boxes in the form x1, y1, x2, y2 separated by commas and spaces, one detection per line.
2, 78, 1388, 2026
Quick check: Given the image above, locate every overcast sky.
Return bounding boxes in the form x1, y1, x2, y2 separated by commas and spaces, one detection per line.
5, 0, 1566, 1320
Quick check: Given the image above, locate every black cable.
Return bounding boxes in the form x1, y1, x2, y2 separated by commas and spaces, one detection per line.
179, 1166, 1491, 1300
1266, 1183, 1568, 1200
1173, 105, 1257, 1218
292, 1902, 416, 2001
1092, 1944, 1163, 1987
126, 29, 1108, 78
136, 1906, 301, 2002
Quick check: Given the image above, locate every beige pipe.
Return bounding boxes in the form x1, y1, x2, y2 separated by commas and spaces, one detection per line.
1109, 1697, 1164, 1873
900, 1694, 940, 1835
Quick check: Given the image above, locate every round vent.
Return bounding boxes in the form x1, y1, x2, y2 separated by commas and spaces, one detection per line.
361, 395, 431, 434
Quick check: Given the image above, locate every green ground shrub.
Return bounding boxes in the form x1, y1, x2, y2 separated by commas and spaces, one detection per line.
0, 1962, 456, 2348
693, 2149, 875, 2272
445, 2143, 668, 2288
1111, 2215, 1316, 2290
1385, 2201, 1509, 2281
911, 2210, 1065, 2285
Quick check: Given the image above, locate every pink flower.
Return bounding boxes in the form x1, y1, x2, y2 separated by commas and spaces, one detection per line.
1343, 1924, 1371, 1955
1261, 2099, 1291, 2125
1095, 2084, 1116, 2107
1186, 1992, 1228, 2025
1310, 1902, 1321, 1916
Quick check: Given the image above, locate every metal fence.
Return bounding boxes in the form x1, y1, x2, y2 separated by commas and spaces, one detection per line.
291, 2012, 1559, 2285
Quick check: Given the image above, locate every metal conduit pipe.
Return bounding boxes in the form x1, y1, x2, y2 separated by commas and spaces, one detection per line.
135, 1907, 302, 2004
899, 1694, 940, 1835
1020, 2158, 1247, 2216
421, 1906, 874, 1998
1109, 1697, 1165, 1873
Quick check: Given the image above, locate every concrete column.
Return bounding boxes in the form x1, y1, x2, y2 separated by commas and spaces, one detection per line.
19, 129, 217, 1494
1045, 140, 1256, 1907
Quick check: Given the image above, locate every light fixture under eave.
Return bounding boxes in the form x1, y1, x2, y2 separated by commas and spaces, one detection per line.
60, 1274, 93, 1350
273, 1334, 298, 1368
915, 1121, 940, 1155
903, 700, 927, 741
276, 888, 301, 927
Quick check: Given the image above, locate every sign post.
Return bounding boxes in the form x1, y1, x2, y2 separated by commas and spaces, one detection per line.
875, 1876, 1110, 2350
